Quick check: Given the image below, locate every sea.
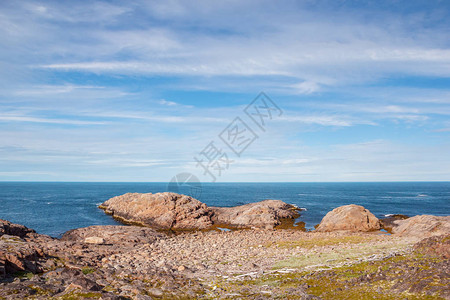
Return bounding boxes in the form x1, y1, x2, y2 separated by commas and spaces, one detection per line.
0, 182, 449, 237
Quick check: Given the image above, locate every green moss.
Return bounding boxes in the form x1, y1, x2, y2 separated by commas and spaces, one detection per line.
28, 285, 52, 296
55, 291, 102, 299
13, 271, 34, 279
81, 267, 96, 275
273, 242, 409, 270
273, 235, 381, 249
209, 251, 447, 300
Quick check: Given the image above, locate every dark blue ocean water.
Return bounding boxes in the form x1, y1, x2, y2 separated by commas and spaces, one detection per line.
0, 182, 449, 237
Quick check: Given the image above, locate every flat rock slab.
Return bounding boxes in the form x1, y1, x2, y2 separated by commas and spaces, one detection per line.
61, 225, 164, 244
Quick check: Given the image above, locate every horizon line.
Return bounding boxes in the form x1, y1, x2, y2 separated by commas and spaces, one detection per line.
0, 180, 449, 183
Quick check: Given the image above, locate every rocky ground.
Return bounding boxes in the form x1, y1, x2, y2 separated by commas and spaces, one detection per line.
1, 220, 449, 299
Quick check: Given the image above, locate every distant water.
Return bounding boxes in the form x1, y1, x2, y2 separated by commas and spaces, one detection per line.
0, 182, 449, 237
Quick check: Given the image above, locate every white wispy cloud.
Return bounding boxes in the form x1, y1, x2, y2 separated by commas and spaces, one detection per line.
0, 115, 106, 125
1, 1, 446, 89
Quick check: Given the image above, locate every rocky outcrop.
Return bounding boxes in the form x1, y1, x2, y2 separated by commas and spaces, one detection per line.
0, 220, 53, 279
99, 192, 214, 230
414, 234, 450, 259
0, 219, 36, 239
316, 204, 381, 232
391, 215, 450, 237
211, 200, 301, 229
61, 225, 164, 244
99, 192, 301, 230
380, 214, 409, 233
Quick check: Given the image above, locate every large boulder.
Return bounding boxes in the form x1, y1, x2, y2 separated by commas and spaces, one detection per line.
211, 200, 300, 229
316, 204, 381, 232
99, 192, 301, 230
391, 215, 450, 237
99, 192, 214, 230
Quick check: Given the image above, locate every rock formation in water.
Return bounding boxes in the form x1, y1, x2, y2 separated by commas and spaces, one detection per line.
211, 200, 301, 229
99, 192, 301, 230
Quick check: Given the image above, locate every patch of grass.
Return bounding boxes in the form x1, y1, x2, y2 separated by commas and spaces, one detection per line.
273, 242, 409, 269
81, 267, 96, 275
212, 252, 446, 300
13, 271, 34, 279
56, 292, 102, 299
28, 285, 52, 296
273, 235, 381, 249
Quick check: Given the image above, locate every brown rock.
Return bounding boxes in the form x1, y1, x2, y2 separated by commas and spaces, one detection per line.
0, 221, 55, 279
391, 215, 450, 237
380, 214, 409, 233
84, 237, 104, 244
0, 219, 35, 239
211, 200, 300, 229
99, 192, 213, 230
316, 204, 381, 232
61, 225, 163, 244
414, 234, 450, 259
99, 193, 301, 230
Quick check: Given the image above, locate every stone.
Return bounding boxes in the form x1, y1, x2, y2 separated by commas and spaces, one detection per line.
315, 204, 381, 232
99, 192, 214, 230
414, 234, 450, 259
99, 193, 301, 230
391, 215, 450, 237
0, 221, 54, 279
148, 288, 164, 297
61, 225, 163, 244
211, 200, 300, 229
0, 219, 36, 239
380, 214, 409, 233
84, 237, 105, 244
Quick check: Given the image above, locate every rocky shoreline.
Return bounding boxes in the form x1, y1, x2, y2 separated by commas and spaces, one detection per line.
98, 192, 301, 231
1, 193, 449, 299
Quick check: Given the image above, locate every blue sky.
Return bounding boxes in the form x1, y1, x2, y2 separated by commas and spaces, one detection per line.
0, 0, 449, 182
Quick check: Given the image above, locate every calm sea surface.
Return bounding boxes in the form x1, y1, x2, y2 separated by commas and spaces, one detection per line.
0, 182, 449, 237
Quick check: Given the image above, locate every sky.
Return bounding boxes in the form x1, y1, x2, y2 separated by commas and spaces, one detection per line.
0, 0, 449, 182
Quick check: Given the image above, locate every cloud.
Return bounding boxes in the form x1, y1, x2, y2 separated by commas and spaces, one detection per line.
279, 115, 376, 127
291, 81, 321, 94
159, 99, 177, 106
434, 128, 450, 132
5, 0, 445, 89
0, 115, 106, 125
